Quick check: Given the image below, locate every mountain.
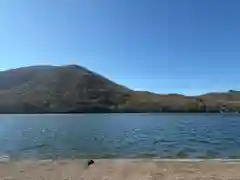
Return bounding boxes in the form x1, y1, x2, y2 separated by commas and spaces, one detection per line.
0, 65, 239, 113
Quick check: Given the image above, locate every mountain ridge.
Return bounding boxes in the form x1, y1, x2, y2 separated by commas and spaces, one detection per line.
0, 65, 239, 113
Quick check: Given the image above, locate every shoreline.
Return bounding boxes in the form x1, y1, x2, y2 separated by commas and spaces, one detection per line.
0, 112, 239, 115
3, 158, 240, 163
3, 154, 240, 163
1, 159, 240, 179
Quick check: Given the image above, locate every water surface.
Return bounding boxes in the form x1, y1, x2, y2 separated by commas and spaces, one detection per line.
0, 114, 239, 159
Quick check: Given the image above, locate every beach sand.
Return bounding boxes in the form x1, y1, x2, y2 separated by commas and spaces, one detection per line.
1, 159, 240, 180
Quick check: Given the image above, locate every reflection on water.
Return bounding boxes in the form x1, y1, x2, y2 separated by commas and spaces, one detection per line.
0, 113, 239, 159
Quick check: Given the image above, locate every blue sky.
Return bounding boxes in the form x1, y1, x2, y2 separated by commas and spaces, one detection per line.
0, 0, 240, 95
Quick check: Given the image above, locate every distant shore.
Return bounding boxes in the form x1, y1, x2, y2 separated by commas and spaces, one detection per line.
1, 159, 240, 180
0, 111, 238, 114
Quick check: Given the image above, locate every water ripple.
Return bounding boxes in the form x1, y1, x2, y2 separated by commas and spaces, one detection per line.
0, 114, 240, 159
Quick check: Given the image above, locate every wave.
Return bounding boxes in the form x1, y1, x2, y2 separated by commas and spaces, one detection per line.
20, 144, 49, 151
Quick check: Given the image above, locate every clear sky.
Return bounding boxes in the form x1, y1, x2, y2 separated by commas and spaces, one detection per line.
1, 0, 240, 95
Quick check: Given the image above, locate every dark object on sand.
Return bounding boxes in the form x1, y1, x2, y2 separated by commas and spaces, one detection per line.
87, 159, 94, 166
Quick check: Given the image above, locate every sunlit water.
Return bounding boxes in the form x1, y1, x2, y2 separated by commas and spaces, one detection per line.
0, 113, 239, 160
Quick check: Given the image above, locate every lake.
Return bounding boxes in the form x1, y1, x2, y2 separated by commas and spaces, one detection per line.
0, 113, 240, 160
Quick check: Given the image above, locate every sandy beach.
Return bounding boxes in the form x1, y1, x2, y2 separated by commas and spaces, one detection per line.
1, 159, 240, 180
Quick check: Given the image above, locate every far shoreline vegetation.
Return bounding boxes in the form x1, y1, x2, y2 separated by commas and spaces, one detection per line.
0, 65, 239, 114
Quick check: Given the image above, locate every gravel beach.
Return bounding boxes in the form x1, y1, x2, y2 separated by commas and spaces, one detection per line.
1, 159, 240, 180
